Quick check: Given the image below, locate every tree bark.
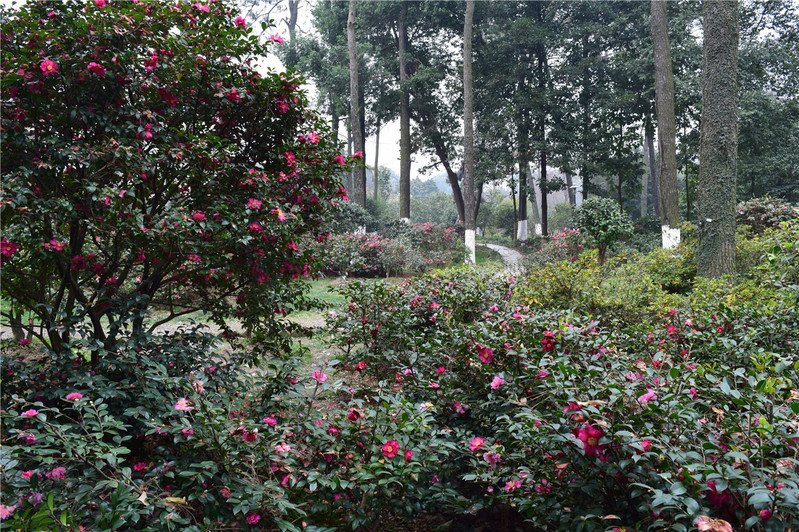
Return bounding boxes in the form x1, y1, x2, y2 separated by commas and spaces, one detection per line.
651, 0, 680, 248
398, 3, 411, 221
697, 0, 738, 278
347, 0, 366, 207
463, 0, 476, 263
646, 127, 661, 217
373, 120, 380, 201
516, 117, 529, 241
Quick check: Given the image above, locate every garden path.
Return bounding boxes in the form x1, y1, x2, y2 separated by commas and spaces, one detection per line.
481, 243, 524, 273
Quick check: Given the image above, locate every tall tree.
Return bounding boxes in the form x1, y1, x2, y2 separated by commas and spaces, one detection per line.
651, 0, 680, 248
398, 2, 411, 222
463, 0, 476, 262
347, 0, 366, 207
697, 0, 739, 278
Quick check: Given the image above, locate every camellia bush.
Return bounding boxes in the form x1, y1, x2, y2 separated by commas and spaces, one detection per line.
0, 0, 353, 361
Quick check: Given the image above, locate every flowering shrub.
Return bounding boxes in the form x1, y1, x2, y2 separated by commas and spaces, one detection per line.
0, 0, 353, 361
325, 262, 799, 530
736, 196, 798, 235
520, 227, 583, 272
316, 223, 467, 277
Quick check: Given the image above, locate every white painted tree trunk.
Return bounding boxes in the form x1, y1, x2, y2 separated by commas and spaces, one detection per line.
516, 219, 528, 241
534, 223, 542, 236
465, 229, 476, 264
662, 225, 680, 249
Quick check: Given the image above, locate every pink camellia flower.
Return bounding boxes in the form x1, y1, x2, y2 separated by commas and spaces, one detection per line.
191, 211, 205, 221
262, 415, 277, 427
490, 376, 505, 390
242, 430, 257, 442
21, 470, 34, 479
689, 387, 698, 400
1, 237, 19, 257
352, 151, 363, 159
275, 442, 291, 454
0, 504, 16, 520
272, 207, 288, 221
404, 450, 413, 463
220, 487, 231, 498
234, 16, 246, 27
192, 3, 210, 12
637, 390, 658, 404
269, 34, 284, 43
174, 398, 193, 411
381, 439, 399, 459
181, 426, 194, 437
483, 451, 501, 468
576, 423, 605, 457
87, 62, 106, 76
246, 198, 262, 210
19, 338, 30, 346
246, 512, 261, 525
333, 154, 346, 165
504, 480, 521, 492
312, 370, 326, 383
284, 151, 296, 165
65, 392, 83, 401
133, 462, 148, 472
469, 437, 485, 451
40, 59, 59, 76
45, 466, 66, 480
436, 367, 446, 374
21, 409, 38, 417
95, 0, 106, 7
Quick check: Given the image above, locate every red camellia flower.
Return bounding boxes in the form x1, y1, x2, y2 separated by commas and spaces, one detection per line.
404, 450, 413, 463
542, 331, 556, 352
576, 423, 604, 456
381, 439, 399, 459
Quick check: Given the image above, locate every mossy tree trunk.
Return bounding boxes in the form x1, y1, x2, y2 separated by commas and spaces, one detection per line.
697, 0, 738, 278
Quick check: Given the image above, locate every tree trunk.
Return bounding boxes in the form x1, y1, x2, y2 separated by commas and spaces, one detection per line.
697, 0, 738, 278
347, 0, 366, 207
646, 128, 661, 218
651, 0, 680, 248
541, 149, 548, 237
284, 0, 300, 68
516, 118, 529, 241
565, 172, 576, 207
373, 121, 380, 201
641, 134, 649, 216
528, 163, 541, 234
398, 3, 411, 222
463, 0, 476, 263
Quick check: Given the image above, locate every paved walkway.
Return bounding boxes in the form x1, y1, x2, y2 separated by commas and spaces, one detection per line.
480, 243, 524, 273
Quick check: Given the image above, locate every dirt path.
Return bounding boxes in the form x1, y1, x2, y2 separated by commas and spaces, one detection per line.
481, 243, 524, 273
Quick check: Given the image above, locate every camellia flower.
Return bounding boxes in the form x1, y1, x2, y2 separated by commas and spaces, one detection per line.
20, 409, 39, 417
490, 376, 504, 390
269, 34, 284, 43
65, 392, 83, 401
0, 504, 16, 520
87, 62, 106, 76
576, 423, 604, 456
262, 415, 277, 426
483, 451, 501, 468
469, 437, 485, 451
40, 59, 58, 76
312, 369, 326, 383
246, 513, 261, 525
174, 398, 193, 411
95, 0, 106, 7
275, 442, 290, 454
637, 390, 657, 404
1, 237, 19, 257
246, 198, 262, 210
476, 344, 494, 364
381, 439, 399, 458
404, 450, 413, 462
272, 207, 288, 221
333, 154, 346, 165
234, 16, 246, 27
45, 466, 66, 480
541, 331, 556, 352
19, 339, 30, 346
